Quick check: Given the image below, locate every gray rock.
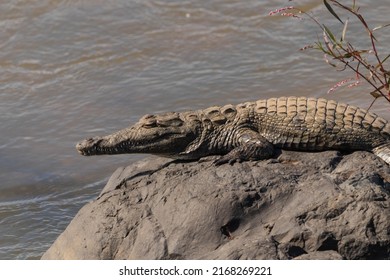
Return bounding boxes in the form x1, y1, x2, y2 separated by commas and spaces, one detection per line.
42, 150, 390, 260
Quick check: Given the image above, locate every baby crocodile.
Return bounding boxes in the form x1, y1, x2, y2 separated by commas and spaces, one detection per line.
76, 96, 390, 165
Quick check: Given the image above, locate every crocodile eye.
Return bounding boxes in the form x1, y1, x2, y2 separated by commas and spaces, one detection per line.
141, 119, 157, 128
141, 114, 155, 119
139, 114, 157, 128
157, 118, 183, 127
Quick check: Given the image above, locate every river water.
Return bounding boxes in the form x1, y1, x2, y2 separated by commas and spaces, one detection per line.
0, 0, 389, 259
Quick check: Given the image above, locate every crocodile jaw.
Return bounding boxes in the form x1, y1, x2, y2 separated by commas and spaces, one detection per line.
76, 125, 198, 158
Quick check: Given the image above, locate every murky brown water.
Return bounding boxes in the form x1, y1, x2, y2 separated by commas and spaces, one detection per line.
1, 0, 389, 259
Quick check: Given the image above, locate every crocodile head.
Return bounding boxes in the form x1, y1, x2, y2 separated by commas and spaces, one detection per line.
76, 112, 202, 159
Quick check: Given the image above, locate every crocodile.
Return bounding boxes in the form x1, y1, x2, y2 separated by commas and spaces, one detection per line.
76, 96, 390, 165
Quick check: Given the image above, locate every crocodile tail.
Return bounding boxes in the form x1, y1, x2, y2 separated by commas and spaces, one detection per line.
372, 143, 390, 165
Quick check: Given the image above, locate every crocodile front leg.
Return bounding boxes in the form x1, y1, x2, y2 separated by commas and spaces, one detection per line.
214, 128, 274, 165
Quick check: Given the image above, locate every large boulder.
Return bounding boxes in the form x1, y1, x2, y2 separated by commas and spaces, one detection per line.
42, 150, 390, 259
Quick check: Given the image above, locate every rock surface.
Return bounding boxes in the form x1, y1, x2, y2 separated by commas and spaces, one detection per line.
42, 150, 390, 260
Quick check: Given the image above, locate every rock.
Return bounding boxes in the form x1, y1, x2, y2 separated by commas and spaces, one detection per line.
42, 150, 390, 260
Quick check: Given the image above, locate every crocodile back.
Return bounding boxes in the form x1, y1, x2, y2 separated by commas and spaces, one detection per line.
252, 96, 390, 151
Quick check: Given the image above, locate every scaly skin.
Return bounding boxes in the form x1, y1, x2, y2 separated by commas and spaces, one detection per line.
76, 96, 390, 165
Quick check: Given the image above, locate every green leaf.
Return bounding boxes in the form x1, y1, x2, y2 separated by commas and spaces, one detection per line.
323, 0, 343, 24
377, 54, 390, 77
369, 84, 386, 99
323, 25, 337, 43
370, 88, 384, 98
382, 54, 390, 64
315, 42, 325, 52
314, 42, 328, 53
